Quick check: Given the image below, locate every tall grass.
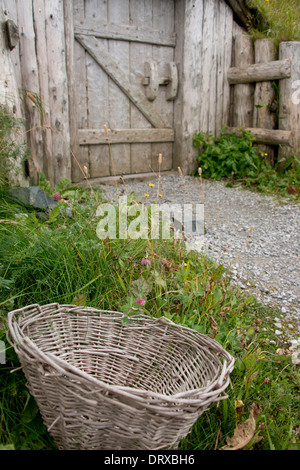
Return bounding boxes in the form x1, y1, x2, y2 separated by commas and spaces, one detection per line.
249, 0, 300, 45
0, 98, 299, 451
0, 183, 299, 450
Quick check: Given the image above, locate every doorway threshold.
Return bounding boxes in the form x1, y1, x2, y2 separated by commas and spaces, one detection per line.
77, 170, 178, 187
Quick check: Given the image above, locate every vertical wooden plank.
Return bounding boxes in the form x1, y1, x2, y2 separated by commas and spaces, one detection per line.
232, 33, 254, 127
0, 1, 28, 186
197, 0, 218, 138
222, 6, 234, 128
253, 38, 277, 165
32, 0, 54, 184
64, 0, 80, 182
215, 0, 225, 135
129, 0, 153, 174
44, 0, 71, 183
179, 0, 204, 175
278, 41, 300, 168
73, 0, 89, 181
229, 22, 245, 126
208, 0, 218, 136
85, 0, 110, 178
2, 0, 23, 97
173, 0, 185, 171
107, 0, 131, 176
16, 0, 44, 184
200, 0, 212, 136
151, 0, 174, 172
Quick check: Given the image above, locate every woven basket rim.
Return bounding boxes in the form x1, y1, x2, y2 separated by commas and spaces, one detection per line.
7, 303, 235, 403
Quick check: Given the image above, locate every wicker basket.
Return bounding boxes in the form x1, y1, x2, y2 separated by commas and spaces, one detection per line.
7, 303, 235, 450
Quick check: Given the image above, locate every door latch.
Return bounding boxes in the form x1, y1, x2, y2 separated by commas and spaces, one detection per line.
143, 61, 178, 101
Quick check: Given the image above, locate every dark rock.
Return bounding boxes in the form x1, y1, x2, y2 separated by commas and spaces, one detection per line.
8, 187, 57, 211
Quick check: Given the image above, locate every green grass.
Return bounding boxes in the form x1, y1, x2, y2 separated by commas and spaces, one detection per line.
193, 128, 300, 201
248, 0, 300, 45
0, 185, 299, 450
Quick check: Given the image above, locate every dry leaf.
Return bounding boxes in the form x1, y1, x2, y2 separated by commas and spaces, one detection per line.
221, 403, 261, 450
287, 186, 298, 195
161, 258, 173, 270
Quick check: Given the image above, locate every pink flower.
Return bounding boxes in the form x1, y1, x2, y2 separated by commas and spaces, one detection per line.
136, 298, 146, 307
53, 192, 61, 202
132, 262, 137, 266
141, 258, 150, 265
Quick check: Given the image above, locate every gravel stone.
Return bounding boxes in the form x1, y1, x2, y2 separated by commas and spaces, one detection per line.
100, 175, 300, 343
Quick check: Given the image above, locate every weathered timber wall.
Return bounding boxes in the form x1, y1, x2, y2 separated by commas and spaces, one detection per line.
174, 0, 244, 175
0, 0, 247, 183
0, 0, 71, 185
0, 2, 28, 185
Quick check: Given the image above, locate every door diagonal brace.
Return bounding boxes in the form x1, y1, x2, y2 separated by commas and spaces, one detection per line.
75, 34, 170, 129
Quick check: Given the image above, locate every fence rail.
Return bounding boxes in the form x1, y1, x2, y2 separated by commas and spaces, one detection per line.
228, 34, 300, 166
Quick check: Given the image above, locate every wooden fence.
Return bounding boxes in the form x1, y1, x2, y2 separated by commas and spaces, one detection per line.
227, 34, 300, 167
1, 1, 299, 186
1, 0, 245, 185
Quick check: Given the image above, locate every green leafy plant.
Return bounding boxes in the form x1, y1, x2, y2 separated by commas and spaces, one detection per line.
0, 175, 299, 450
193, 128, 264, 181
37, 172, 71, 198
193, 128, 300, 199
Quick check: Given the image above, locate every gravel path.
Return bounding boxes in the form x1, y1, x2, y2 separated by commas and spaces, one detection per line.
101, 174, 300, 345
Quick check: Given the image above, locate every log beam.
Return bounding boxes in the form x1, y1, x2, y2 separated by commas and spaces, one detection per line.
225, 127, 292, 146
228, 59, 291, 84
78, 128, 175, 145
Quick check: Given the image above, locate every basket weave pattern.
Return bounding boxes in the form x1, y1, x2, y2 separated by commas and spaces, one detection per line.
8, 303, 235, 450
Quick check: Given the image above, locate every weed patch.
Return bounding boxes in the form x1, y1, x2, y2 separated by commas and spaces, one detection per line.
193, 128, 300, 201
248, 0, 300, 45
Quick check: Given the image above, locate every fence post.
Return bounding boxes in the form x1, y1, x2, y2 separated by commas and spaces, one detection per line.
253, 39, 277, 165
278, 41, 300, 168
232, 34, 254, 127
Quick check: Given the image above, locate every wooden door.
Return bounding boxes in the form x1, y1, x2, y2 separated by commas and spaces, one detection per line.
72, 0, 177, 181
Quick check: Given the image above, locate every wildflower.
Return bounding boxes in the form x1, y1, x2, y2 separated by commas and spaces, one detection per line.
159, 194, 163, 197
149, 183, 154, 187
132, 262, 137, 266
144, 193, 149, 197
136, 298, 146, 306
161, 258, 172, 269
53, 192, 61, 202
141, 258, 150, 265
